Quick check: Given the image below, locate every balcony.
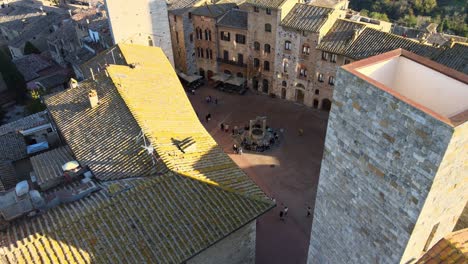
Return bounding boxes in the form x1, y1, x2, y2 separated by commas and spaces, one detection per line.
217, 58, 247, 68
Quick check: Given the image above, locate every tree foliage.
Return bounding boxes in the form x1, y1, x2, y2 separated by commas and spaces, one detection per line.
350, 0, 467, 37
0, 50, 27, 102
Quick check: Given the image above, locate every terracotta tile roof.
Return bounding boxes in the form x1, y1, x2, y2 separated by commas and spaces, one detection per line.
10, 13, 65, 48
416, 228, 468, 264
0, 133, 27, 162
433, 43, 468, 74
2, 44, 273, 263
343, 28, 441, 60
245, 0, 286, 9
0, 161, 16, 192
1, 173, 271, 263
0, 111, 49, 136
30, 146, 74, 191
0, 112, 49, 161
79, 44, 126, 79
13, 55, 52, 82
280, 3, 333, 32
317, 19, 366, 54
0, 6, 43, 32
44, 74, 163, 181
190, 3, 236, 18
217, 9, 248, 30
167, 0, 203, 10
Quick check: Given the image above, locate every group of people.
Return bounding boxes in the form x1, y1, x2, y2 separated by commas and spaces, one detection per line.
205, 95, 218, 104
278, 204, 312, 221
232, 144, 243, 155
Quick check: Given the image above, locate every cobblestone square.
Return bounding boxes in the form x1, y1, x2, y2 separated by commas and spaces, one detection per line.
188, 85, 328, 264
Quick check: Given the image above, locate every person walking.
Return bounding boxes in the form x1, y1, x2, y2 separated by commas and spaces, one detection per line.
220, 123, 224, 131
279, 210, 284, 221
284, 206, 288, 217
238, 147, 243, 155
233, 144, 238, 154
306, 206, 311, 217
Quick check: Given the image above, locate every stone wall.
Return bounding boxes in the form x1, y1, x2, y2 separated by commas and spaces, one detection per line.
217, 26, 249, 78
242, 3, 278, 93
187, 220, 256, 264
307, 67, 460, 264
105, 0, 174, 66
400, 121, 468, 263
192, 15, 218, 77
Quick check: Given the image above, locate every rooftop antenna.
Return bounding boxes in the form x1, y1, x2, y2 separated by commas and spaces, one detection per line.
137, 130, 156, 166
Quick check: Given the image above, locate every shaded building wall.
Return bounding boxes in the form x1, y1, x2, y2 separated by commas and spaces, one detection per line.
187, 221, 256, 264
313, 53, 350, 110
105, 0, 174, 66
307, 67, 461, 264
400, 121, 468, 263
242, 4, 279, 94
169, 13, 189, 73
217, 26, 249, 78
192, 15, 218, 78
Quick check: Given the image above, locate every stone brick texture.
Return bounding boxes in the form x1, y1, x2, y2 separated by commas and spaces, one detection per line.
187, 221, 256, 264
307, 68, 467, 264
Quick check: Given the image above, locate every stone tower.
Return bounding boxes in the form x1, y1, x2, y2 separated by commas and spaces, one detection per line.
104, 0, 174, 66
308, 49, 468, 264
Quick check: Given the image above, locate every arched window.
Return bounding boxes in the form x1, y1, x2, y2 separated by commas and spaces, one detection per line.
285, 40, 291, 50
253, 58, 260, 68
204, 29, 208, 40
283, 59, 288, 72
282, 81, 287, 87
315, 89, 319, 95
299, 66, 307, 77
265, 23, 271, 32
322, 99, 332, 111
264, 61, 270, 71
264, 44, 271, 53
329, 76, 335, 85
302, 44, 310, 55
254, 41, 260, 51
262, 79, 269, 93
208, 30, 212, 41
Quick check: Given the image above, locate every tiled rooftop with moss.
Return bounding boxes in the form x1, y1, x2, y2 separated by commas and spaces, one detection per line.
0, 44, 273, 263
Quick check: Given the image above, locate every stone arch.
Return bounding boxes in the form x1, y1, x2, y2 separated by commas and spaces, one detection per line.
313, 99, 319, 108
281, 88, 286, 99
262, 79, 269, 93
252, 77, 259, 90
207, 70, 214, 80
295, 89, 304, 104
295, 83, 305, 89
322, 98, 332, 111
199, 68, 205, 78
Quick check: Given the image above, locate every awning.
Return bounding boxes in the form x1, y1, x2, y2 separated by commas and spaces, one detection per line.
225, 77, 245, 86
177, 72, 202, 83
211, 73, 231, 82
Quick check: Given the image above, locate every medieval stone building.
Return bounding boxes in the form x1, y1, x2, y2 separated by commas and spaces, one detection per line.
308, 49, 468, 263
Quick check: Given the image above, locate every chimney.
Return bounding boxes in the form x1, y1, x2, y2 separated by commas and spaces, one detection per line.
88, 90, 98, 108
449, 37, 455, 48
352, 28, 360, 41
69, 78, 78, 89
